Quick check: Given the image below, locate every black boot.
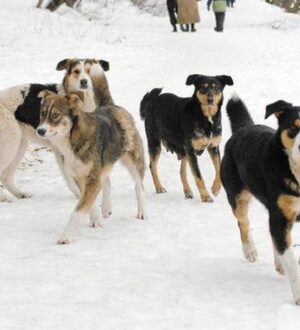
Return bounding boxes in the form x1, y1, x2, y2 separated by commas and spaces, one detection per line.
172, 24, 177, 32
186, 24, 190, 32
191, 23, 196, 32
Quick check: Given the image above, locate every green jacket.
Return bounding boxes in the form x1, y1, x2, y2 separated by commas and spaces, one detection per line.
207, 0, 227, 12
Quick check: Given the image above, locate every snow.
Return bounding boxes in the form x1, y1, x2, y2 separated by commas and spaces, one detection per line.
0, 0, 300, 329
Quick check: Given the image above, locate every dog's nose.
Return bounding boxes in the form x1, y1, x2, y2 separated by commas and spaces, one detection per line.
80, 79, 88, 88
207, 97, 214, 105
37, 128, 47, 137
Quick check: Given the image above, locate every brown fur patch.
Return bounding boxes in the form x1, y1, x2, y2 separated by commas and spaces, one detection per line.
191, 135, 221, 151
233, 190, 252, 244
277, 194, 299, 222
294, 119, 300, 128
281, 130, 294, 151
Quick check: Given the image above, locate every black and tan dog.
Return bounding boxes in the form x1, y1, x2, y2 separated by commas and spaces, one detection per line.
36, 90, 146, 244
140, 74, 233, 202
221, 96, 300, 305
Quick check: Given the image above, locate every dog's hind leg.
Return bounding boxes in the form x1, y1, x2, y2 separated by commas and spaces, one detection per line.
233, 190, 257, 262
57, 166, 106, 244
186, 150, 212, 202
273, 243, 284, 275
180, 157, 193, 199
207, 145, 222, 196
101, 177, 112, 218
1, 138, 32, 200
121, 152, 147, 220
274, 195, 300, 304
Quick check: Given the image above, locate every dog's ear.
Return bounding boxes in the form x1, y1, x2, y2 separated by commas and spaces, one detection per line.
67, 91, 85, 103
186, 74, 202, 86
99, 60, 110, 72
265, 100, 293, 119
216, 75, 234, 86
37, 89, 56, 100
56, 59, 70, 71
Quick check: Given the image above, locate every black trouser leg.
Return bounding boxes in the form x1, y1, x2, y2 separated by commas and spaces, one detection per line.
167, 5, 177, 30
215, 12, 225, 32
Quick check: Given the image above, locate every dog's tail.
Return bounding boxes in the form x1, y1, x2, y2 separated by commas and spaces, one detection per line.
226, 94, 254, 134
139, 88, 163, 120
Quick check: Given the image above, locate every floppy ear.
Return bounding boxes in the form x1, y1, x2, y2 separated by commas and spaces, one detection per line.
265, 100, 293, 119
56, 59, 70, 71
216, 75, 234, 86
186, 74, 201, 86
67, 91, 85, 103
99, 60, 110, 72
37, 89, 56, 100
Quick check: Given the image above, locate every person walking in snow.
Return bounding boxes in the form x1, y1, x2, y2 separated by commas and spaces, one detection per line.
167, 0, 178, 32
177, 0, 200, 32
226, 0, 235, 7
207, 0, 227, 32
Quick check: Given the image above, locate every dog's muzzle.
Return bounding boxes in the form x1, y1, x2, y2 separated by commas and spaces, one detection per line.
80, 79, 88, 89
37, 128, 47, 137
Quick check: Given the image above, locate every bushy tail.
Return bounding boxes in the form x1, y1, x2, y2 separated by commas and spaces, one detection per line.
139, 88, 162, 120
226, 95, 254, 133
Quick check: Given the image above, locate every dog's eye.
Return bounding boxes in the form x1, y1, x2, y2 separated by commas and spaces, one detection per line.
51, 113, 60, 120
199, 86, 208, 94
73, 70, 80, 75
40, 111, 46, 117
288, 127, 300, 138
213, 86, 220, 93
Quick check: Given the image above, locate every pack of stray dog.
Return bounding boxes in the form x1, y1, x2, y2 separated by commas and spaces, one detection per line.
0, 58, 300, 305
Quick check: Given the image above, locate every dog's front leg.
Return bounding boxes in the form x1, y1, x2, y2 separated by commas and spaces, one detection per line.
52, 147, 80, 198
57, 171, 102, 244
186, 149, 213, 202
207, 146, 222, 196
101, 176, 112, 218
273, 196, 300, 304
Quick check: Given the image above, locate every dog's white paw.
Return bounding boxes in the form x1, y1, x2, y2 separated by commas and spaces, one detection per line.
137, 211, 148, 220
15, 191, 33, 199
102, 206, 112, 219
243, 242, 258, 263
0, 193, 13, 203
57, 232, 77, 245
89, 207, 102, 227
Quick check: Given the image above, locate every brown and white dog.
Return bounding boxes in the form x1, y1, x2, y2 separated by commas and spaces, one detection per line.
0, 58, 110, 201
36, 90, 146, 244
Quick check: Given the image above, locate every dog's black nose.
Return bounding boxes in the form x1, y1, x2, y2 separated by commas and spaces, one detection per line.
80, 79, 88, 88
37, 128, 47, 137
207, 98, 214, 105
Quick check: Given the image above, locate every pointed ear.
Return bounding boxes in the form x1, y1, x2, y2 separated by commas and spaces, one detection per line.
37, 89, 56, 100
99, 60, 110, 72
265, 100, 293, 119
186, 74, 201, 86
216, 75, 234, 86
56, 58, 70, 71
67, 91, 85, 103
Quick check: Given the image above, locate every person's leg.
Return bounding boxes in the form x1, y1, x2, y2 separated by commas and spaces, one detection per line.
219, 12, 225, 31
191, 23, 196, 32
167, 5, 177, 32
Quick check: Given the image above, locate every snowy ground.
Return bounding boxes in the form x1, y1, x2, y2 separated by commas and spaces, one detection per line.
1, 0, 300, 329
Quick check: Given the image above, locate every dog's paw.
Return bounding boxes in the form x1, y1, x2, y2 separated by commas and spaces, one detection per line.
156, 186, 167, 194
102, 206, 112, 219
89, 217, 102, 228
275, 263, 285, 276
0, 193, 13, 203
57, 232, 77, 245
243, 243, 258, 263
201, 194, 213, 203
184, 190, 194, 199
211, 180, 221, 196
137, 211, 148, 220
15, 191, 33, 199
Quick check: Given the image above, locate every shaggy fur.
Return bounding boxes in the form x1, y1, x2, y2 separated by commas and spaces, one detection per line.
221, 96, 300, 305
140, 74, 233, 202
37, 90, 146, 244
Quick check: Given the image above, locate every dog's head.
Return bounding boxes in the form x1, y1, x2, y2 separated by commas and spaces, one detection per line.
36, 90, 84, 139
56, 58, 110, 92
186, 74, 233, 116
266, 100, 300, 159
